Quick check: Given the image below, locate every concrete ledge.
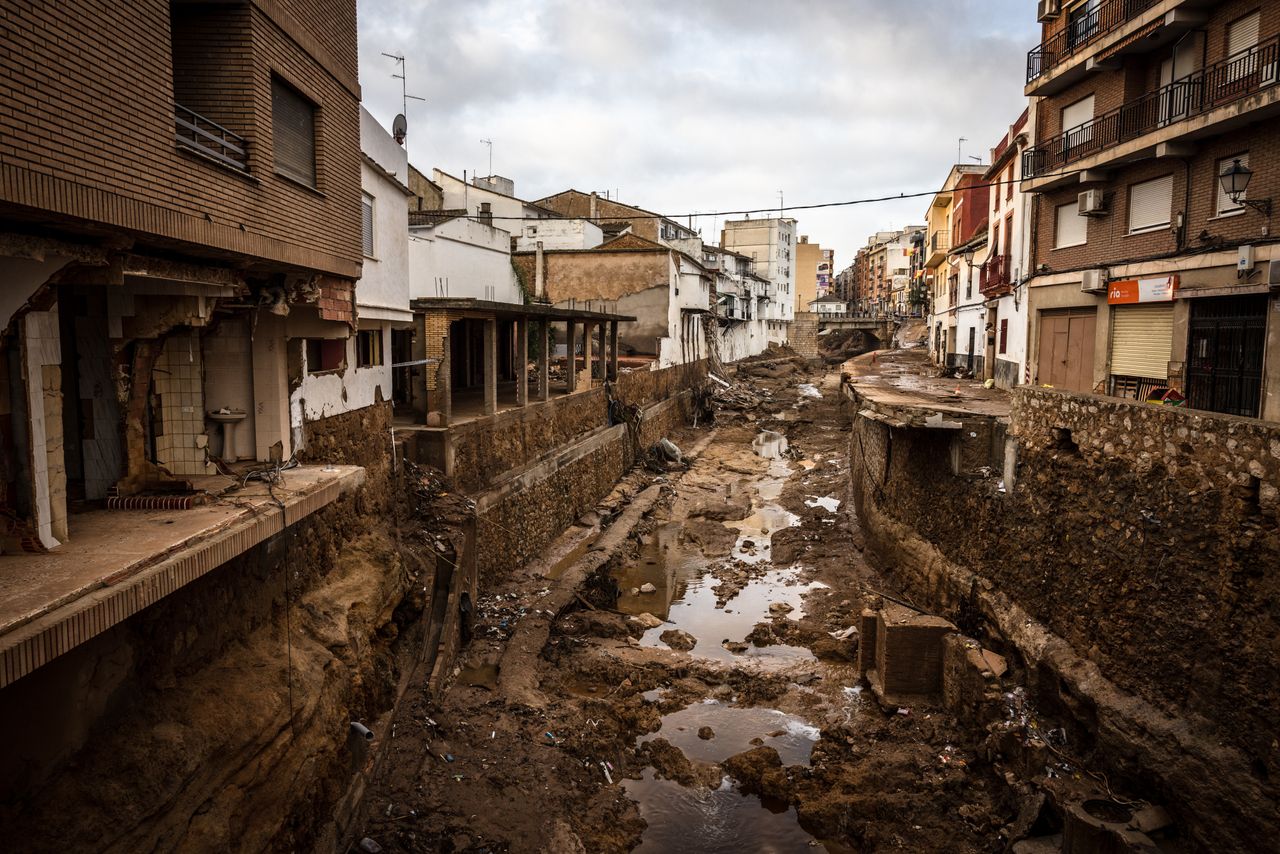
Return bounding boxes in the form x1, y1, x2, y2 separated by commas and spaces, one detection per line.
0, 465, 365, 689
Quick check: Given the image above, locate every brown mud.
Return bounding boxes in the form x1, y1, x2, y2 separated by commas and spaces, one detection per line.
353, 362, 1023, 853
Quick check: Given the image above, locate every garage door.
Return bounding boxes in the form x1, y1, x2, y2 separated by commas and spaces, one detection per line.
1110, 303, 1173, 380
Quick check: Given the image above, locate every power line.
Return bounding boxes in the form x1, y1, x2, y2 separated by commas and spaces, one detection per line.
438, 163, 1096, 225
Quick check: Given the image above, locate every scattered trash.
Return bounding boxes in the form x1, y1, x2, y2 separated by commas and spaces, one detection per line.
797, 383, 823, 399
828, 626, 858, 641
444, 754, 455, 763
655, 438, 683, 463
897, 707, 911, 716
983, 378, 996, 389
599, 760, 613, 785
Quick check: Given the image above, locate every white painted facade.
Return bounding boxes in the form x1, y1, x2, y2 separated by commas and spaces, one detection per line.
952, 246, 988, 373
983, 109, 1035, 389
700, 245, 769, 363
513, 218, 604, 252
721, 217, 797, 344
657, 252, 712, 367
409, 217, 522, 304
433, 169, 549, 228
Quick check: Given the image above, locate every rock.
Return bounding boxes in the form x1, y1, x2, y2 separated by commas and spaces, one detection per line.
981, 649, 1008, 677
640, 738, 719, 787
768, 602, 794, 617
660, 629, 697, 651
697, 726, 715, 740
639, 583, 657, 594
632, 612, 663, 630
723, 746, 783, 795
358, 839, 383, 854
722, 640, 749, 653
1130, 804, 1174, 834
629, 587, 640, 596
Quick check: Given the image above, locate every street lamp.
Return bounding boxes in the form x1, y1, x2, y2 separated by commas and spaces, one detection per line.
1219, 158, 1272, 216
963, 247, 976, 265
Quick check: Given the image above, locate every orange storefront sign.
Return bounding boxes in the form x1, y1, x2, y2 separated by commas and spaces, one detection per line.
1107, 275, 1179, 304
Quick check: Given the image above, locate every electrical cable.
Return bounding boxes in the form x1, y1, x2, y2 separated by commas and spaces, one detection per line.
420, 164, 1105, 226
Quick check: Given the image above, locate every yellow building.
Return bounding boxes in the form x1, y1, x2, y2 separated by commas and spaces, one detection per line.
795, 236, 827, 312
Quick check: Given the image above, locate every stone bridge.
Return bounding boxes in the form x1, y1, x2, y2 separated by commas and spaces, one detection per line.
816, 316, 897, 351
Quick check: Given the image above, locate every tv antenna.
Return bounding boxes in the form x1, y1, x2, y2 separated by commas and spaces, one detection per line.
957, 137, 968, 163
480, 138, 493, 176
382, 52, 425, 140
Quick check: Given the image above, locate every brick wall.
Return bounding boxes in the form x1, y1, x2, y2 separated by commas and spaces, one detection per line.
1033, 113, 1280, 272
535, 191, 662, 243
0, 0, 361, 278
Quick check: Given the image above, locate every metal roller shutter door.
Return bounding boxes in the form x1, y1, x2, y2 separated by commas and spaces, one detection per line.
1110, 304, 1173, 379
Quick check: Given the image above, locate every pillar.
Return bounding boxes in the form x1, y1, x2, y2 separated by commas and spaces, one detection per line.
581, 321, 594, 388
539, 320, 551, 401
566, 319, 577, 393
483, 317, 497, 416
609, 321, 619, 380
516, 316, 529, 406
596, 321, 607, 380
438, 333, 451, 426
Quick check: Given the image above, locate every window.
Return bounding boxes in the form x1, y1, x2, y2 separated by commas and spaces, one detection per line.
1217, 153, 1249, 216
1006, 163, 1015, 200
306, 338, 346, 373
1055, 202, 1087, 248
272, 77, 316, 187
356, 329, 384, 368
361, 193, 375, 256
1061, 95, 1095, 152
1128, 175, 1174, 234
1226, 11, 1261, 83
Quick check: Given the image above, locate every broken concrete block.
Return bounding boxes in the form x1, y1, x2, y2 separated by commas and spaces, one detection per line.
981, 649, 1008, 677
857, 609, 878, 676
871, 604, 956, 700
1129, 805, 1173, 835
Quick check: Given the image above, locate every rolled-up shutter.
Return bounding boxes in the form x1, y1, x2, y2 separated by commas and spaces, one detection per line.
1129, 175, 1173, 233
1110, 304, 1173, 379
272, 78, 316, 187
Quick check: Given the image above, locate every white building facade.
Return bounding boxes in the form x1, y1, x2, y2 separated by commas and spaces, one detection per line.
721, 217, 797, 344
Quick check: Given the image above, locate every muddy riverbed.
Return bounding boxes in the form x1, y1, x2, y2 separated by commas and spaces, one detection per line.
355, 365, 1018, 852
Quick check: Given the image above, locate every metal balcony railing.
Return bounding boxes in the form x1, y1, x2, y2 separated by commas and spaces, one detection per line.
1026, 0, 1159, 84
929, 231, 950, 255
175, 104, 248, 171
1024, 36, 1280, 178
979, 254, 1013, 299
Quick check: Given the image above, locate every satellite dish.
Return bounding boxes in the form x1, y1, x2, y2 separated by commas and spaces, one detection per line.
392, 113, 407, 145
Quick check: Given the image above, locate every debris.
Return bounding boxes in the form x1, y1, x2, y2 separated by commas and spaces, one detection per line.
655, 438, 683, 463
768, 602, 794, 617
708, 373, 731, 388
697, 726, 715, 740
659, 629, 697, 651
897, 707, 911, 716
828, 626, 858, 641
632, 612, 663, 629
797, 383, 823, 399
981, 649, 1008, 677
358, 837, 383, 853
639, 582, 657, 594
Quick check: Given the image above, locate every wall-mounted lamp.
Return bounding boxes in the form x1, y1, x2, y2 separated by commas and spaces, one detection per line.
1219, 159, 1272, 217
963, 247, 976, 265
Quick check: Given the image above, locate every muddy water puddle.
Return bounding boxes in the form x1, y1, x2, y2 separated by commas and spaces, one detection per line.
640, 699, 819, 766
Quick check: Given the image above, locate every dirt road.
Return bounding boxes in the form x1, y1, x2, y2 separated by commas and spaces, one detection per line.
355, 362, 1015, 853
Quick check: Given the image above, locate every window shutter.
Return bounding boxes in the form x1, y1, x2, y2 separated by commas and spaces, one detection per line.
1228, 11, 1260, 58
1062, 95, 1094, 133
361, 194, 375, 256
272, 78, 316, 187
1128, 175, 1173, 233
1110, 304, 1174, 379
1217, 153, 1248, 215
1056, 203, 1087, 247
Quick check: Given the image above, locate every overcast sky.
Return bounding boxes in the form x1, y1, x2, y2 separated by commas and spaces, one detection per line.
356, 0, 1039, 268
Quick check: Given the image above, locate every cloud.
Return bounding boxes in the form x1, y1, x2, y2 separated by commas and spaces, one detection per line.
357, 0, 1038, 267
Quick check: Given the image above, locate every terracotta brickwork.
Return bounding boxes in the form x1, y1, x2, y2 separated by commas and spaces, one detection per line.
0, 0, 361, 278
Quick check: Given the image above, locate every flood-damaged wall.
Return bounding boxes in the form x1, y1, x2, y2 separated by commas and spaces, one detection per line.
0, 402, 435, 853
847, 385, 1280, 853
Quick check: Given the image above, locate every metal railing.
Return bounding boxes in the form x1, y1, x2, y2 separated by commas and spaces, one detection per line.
1026, 0, 1159, 84
930, 231, 950, 255
980, 254, 1012, 298
175, 104, 248, 171
1024, 36, 1280, 178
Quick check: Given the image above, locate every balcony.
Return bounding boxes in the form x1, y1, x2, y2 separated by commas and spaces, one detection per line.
1023, 36, 1280, 188
1026, 0, 1213, 96
175, 104, 248, 171
980, 254, 1013, 299
926, 231, 950, 266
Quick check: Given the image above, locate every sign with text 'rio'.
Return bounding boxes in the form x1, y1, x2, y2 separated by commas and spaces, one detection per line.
1107, 275, 1179, 305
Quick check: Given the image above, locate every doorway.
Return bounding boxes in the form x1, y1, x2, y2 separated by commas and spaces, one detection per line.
1037, 307, 1097, 392
1185, 295, 1266, 417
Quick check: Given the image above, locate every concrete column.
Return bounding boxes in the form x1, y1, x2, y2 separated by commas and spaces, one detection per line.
483, 317, 497, 416
539, 320, 551, 401
596, 322, 607, 380
251, 310, 291, 463
609, 321, 619, 380
566, 319, 577, 393
581, 321, 594, 388
516, 316, 529, 406
438, 333, 451, 426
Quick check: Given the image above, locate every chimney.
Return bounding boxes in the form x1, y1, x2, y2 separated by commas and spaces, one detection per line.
535, 241, 545, 299
589, 191, 598, 220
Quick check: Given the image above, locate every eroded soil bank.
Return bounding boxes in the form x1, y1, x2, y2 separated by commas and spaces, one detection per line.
352, 358, 1039, 853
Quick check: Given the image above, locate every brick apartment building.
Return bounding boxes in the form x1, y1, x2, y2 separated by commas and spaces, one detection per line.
0, 0, 362, 550
1022, 0, 1280, 420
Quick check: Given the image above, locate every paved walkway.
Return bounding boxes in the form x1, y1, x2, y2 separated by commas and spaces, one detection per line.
841, 348, 1011, 423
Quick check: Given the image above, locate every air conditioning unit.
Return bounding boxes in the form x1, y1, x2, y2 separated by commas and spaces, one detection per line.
1078, 190, 1106, 216
1081, 269, 1106, 294
1037, 0, 1062, 22
1268, 260, 1280, 287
